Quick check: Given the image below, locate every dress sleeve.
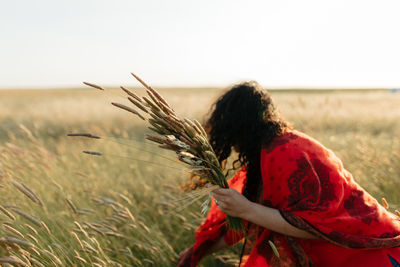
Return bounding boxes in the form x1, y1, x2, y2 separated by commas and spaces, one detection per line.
260, 140, 400, 249
181, 168, 247, 267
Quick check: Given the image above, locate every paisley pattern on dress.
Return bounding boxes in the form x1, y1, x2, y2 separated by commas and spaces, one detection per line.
182, 130, 400, 267
343, 189, 379, 225
287, 157, 335, 211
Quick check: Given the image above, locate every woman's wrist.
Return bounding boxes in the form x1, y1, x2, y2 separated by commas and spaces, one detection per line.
241, 201, 258, 222
239, 202, 317, 239
242, 202, 278, 227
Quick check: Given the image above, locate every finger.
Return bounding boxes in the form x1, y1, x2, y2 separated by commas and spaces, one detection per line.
213, 195, 225, 202
179, 248, 188, 257
217, 204, 232, 215
177, 246, 193, 267
230, 188, 239, 194
212, 188, 231, 196
217, 203, 226, 212
217, 201, 229, 210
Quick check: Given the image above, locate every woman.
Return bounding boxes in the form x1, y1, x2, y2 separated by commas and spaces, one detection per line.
178, 82, 400, 267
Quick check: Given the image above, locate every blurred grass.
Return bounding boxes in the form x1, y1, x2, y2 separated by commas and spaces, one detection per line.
0, 87, 399, 266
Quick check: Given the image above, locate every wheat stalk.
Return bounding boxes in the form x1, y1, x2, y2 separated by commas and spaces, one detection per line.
2, 224, 25, 239
0, 256, 28, 266
98, 73, 243, 232
10, 180, 44, 207
0, 205, 16, 221
9, 208, 41, 226
0, 236, 34, 248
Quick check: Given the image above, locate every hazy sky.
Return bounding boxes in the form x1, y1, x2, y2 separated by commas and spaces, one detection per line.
1, 0, 400, 88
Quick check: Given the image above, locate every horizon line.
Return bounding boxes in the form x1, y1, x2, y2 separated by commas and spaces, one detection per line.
0, 85, 396, 91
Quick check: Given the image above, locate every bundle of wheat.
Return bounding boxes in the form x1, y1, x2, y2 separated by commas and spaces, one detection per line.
83, 73, 243, 232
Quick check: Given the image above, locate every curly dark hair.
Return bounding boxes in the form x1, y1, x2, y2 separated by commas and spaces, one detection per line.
205, 81, 291, 202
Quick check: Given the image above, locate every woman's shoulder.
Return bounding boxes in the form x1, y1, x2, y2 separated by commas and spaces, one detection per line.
263, 129, 315, 154
262, 129, 337, 161
261, 130, 343, 171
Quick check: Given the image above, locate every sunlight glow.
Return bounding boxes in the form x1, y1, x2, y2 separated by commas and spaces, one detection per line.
1, 0, 399, 88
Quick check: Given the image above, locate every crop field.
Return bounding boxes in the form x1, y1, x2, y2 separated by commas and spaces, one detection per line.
0, 87, 399, 266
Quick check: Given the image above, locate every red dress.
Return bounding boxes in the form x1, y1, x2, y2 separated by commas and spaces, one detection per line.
178, 130, 400, 267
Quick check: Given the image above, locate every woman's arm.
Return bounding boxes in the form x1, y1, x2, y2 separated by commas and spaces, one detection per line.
208, 235, 228, 253
177, 234, 229, 266
243, 202, 315, 239
212, 188, 316, 239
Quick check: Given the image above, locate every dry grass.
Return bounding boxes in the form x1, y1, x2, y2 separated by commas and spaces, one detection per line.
0, 87, 399, 266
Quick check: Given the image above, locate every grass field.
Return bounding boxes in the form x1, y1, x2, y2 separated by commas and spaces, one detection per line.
0, 87, 399, 266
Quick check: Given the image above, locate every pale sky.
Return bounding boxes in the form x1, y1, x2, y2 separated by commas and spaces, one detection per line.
1, 0, 400, 88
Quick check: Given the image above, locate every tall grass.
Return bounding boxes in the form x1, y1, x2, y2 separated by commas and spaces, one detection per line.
0, 88, 399, 266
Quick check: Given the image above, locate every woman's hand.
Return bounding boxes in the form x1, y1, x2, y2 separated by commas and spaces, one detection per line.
213, 189, 316, 239
177, 246, 194, 267
177, 237, 228, 266
212, 188, 254, 219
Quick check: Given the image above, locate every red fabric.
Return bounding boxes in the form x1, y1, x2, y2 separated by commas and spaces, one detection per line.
183, 130, 400, 267
177, 168, 247, 267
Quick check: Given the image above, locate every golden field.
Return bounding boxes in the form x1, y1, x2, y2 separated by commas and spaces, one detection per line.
0, 87, 399, 266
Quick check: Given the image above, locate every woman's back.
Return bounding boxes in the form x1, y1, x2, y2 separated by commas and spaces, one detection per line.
248, 130, 400, 266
